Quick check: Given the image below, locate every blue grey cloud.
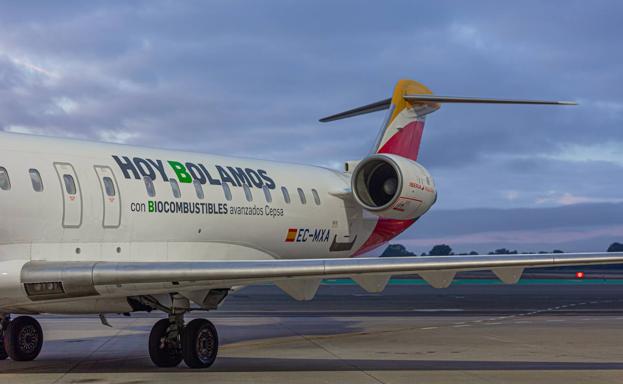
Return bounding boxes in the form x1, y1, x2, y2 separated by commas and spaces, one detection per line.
0, 0, 621, 216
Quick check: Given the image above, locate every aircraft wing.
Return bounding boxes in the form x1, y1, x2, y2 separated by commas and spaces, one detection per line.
21, 252, 623, 302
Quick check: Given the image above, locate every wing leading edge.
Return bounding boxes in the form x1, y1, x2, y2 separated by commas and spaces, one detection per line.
21, 252, 623, 302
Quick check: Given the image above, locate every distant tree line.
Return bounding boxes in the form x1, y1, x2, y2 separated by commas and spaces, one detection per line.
381, 242, 623, 257
608, 242, 623, 252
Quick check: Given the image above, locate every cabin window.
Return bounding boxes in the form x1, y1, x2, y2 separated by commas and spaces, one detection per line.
281, 186, 290, 204
263, 185, 272, 203
193, 179, 204, 199
170, 179, 181, 198
243, 184, 253, 202
63, 174, 77, 195
222, 182, 232, 201
103, 176, 115, 196
311, 188, 321, 205
29, 169, 44, 192
426, 176, 431, 186
297, 187, 307, 204
143, 176, 156, 197
0, 167, 10, 191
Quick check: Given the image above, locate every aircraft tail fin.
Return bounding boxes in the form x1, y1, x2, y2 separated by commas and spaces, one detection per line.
319, 79, 576, 161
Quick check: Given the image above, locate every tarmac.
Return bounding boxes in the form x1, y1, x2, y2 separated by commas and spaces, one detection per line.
1, 281, 622, 384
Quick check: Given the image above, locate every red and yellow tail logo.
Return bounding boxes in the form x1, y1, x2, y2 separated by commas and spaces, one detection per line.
376, 79, 436, 161
285, 228, 297, 242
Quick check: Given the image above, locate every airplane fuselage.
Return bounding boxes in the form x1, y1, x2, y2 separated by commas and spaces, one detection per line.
0, 130, 438, 315
0, 132, 386, 266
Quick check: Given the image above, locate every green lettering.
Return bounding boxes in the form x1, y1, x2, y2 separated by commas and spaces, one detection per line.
148, 200, 155, 212
168, 161, 192, 183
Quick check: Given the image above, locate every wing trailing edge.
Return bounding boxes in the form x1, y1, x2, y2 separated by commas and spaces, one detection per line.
20, 252, 623, 301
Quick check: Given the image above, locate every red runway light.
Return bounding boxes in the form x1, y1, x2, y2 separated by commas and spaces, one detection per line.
576, 271, 585, 279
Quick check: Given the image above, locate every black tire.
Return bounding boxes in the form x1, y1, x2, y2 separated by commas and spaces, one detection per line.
182, 318, 218, 369
4, 316, 43, 361
0, 330, 7, 360
148, 319, 182, 368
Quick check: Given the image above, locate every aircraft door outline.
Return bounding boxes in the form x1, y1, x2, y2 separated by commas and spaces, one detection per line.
54, 162, 83, 228
94, 165, 122, 228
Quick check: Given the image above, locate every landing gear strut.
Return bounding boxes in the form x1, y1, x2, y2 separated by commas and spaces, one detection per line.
2, 315, 43, 361
148, 315, 219, 369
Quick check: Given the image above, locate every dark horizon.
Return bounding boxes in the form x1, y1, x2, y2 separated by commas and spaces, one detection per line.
394, 202, 623, 255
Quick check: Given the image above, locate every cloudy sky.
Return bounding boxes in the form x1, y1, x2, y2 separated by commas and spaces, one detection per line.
1, 1, 621, 252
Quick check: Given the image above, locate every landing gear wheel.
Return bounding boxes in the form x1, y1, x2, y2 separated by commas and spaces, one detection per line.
0, 330, 7, 360
149, 319, 183, 367
3, 316, 43, 361
182, 318, 218, 369
0, 338, 7, 360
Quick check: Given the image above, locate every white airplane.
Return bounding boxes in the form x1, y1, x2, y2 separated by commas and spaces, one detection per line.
0, 79, 620, 369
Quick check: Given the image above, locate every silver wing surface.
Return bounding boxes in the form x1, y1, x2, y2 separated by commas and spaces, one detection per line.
21, 252, 623, 302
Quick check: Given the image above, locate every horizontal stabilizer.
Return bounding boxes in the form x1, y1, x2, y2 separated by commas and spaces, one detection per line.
403, 95, 577, 105
319, 95, 576, 122
319, 98, 391, 122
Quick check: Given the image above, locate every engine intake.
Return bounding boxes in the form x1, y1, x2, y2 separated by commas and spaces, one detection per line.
351, 154, 436, 220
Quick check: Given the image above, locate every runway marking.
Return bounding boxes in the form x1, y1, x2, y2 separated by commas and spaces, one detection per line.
410, 309, 464, 312
278, 320, 386, 384
421, 326, 439, 330
453, 324, 470, 328
47, 316, 142, 384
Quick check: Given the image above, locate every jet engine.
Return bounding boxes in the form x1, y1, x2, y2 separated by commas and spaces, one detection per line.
351, 154, 437, 220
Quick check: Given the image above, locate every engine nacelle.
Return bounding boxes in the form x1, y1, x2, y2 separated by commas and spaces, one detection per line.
351, 154, 437, 220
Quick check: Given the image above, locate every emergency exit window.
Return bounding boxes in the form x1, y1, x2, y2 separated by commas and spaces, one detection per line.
103, 176, 115, 196
63, 174, 76, 195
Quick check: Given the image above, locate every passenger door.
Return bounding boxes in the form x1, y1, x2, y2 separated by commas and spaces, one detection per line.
94, 166, 121, 228
54, 162, 82, 228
